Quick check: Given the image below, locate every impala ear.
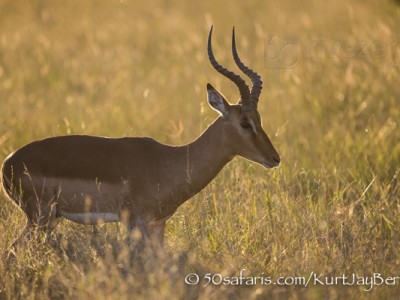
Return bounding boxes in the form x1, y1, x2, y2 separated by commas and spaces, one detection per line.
206, 83, 231, 116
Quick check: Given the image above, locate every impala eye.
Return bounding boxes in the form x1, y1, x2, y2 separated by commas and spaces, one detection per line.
240, 121, 252, 130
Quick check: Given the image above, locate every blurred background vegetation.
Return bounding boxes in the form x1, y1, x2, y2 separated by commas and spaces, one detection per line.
0, 0, 399, 299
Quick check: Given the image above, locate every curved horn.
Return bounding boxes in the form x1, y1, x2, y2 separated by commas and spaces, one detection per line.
208, 26, 251, 104
232, 27, 263, 110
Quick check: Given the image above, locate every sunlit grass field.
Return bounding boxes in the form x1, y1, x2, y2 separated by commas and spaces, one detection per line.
0, 0, 399, 299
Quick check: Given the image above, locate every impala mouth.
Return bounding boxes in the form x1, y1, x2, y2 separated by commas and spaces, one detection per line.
261, 160, 279, 169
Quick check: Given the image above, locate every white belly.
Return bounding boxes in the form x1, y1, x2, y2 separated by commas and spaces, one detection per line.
31, 176, 130, 224
59, 212, 120, 224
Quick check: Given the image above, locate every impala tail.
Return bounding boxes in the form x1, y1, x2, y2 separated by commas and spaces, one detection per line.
1, 154, 20, 205
1, 159, 11, 198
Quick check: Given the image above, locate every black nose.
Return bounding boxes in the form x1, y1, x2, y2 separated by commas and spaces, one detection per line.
273, 156, 280, 164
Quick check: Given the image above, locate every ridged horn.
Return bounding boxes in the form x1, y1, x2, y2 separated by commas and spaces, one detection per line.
207, 26, 251, 105
232, 27, 263, 111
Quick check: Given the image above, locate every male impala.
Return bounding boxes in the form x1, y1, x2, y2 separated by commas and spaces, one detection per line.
1, 27, 280, 250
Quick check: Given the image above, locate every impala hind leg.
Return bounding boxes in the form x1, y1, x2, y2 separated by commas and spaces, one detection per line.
11, 176, 61, 244
3, 211, 59, 263
18, 199, 60, 245
7, 220, 33, 252
1, 220, 31, 263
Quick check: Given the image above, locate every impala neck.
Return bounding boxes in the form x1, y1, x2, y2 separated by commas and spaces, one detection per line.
180, 117, 234, 200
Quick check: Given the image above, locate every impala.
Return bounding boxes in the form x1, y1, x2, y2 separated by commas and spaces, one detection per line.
1, 27, 280, 251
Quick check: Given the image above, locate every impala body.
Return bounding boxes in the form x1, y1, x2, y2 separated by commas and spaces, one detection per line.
1, 27, 280, 249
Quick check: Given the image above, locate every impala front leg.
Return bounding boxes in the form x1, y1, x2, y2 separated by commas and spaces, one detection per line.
148, 221, 166, 248
124, 218, 166, 255
123, 217, 149, 254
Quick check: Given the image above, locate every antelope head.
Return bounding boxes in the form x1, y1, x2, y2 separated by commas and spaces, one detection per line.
207, 26, 280, 168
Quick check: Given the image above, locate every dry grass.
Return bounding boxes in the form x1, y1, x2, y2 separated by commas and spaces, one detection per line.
0, 0, 399, 299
